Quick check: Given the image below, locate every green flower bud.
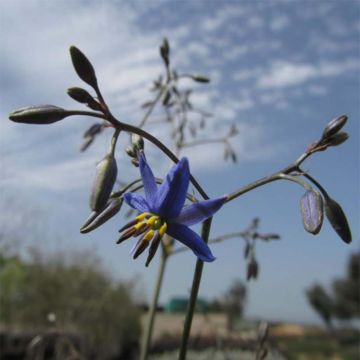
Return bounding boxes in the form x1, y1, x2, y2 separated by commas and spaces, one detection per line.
325, 197, 352, 244
322, 115, 347, 139
9, 105, 69, 125
90, 153, 118, 212
81, 198, 123, 233
70, 46, 97, 88
300, 190, 324, 235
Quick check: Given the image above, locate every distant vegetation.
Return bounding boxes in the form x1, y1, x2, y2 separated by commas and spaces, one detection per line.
306, 251, 360, 328
0, 247, 141, 359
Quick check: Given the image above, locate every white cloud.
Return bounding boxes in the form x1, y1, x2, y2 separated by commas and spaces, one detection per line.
270, 14, 289, 31
257, 59, 360, 89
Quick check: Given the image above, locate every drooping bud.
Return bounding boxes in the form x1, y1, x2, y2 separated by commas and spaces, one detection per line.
9, 105, 69, 125
81, 198, 123, 234
322, 115, 347, 139
190, 75, 210, 83
325, 197, 352, 244
84, 123, 103, 138
247, 258, 259, 281
300, 190, 324, 235
69, 46, 97, 88
89, 153, 118, 212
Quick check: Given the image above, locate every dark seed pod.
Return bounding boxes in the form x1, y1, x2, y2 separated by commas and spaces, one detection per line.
81, 198, 123, 233
69, 46, 97, 88
89, 153, 118, 212
322, 115, 347, 139
325, 197, 352, 244
9, 105, 69, 125
191, 75, 210, 83
300, 190, 324, 235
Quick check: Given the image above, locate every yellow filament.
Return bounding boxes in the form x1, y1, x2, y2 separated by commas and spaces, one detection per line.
159, 222, 167, 237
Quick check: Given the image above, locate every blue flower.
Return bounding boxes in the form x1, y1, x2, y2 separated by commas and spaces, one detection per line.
118, 152, 226, 266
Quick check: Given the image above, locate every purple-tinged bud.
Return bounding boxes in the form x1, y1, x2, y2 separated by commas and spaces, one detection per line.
325, 197, 352, 244
191, 75, 210, 83
89, 153, 118, 212
70, 46, 97, 88
322, 115, 347, 139
81, 198, 123, 233
300, 190, 324, 235
9, 105, 69, 125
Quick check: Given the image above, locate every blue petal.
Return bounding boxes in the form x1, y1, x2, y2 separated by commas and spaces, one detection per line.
139, 152, 158, 208
124, 192, 150, 213
172, 196, 227, 227
154, 158, 190, 219
167, 223, 216, 262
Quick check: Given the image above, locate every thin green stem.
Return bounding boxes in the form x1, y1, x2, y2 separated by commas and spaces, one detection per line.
140, 248, 168, 360
178, 218, 212, 360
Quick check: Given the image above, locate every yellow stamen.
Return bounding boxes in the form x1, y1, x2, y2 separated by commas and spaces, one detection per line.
143, 230, 155, 241
134, 221, 146, 230
159, 222, 167, 237
135, 212, 149, 221
146, 216, 158, 226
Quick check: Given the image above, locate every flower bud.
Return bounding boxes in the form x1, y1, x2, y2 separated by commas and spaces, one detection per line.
89, 153, 118, 212
131, 133, 144, 151
84, 123, 103, 138
9, 105, 69, 125
247, 258, 258, 280
160, 38, 170, 67
325, 197, 352, 244
81, 198, 123, 233
191, 75, 210, 83
67, 87, 94, 104
322, 115, 347, 139
70, 46, 97, 88
326, 132, 349, 147
300, 190, 324, 235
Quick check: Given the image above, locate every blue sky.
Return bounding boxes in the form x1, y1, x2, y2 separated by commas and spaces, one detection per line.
1, 0, 359, 324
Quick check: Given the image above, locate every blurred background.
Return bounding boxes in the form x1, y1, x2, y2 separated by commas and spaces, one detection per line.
1, 1, 359, 359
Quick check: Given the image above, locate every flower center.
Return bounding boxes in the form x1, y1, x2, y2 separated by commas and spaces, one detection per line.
117, 212, 167, 266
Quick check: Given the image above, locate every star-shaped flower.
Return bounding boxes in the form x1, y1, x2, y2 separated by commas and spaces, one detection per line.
118, 152, 226, 266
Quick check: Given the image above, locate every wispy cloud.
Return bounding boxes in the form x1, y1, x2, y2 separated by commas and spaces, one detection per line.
256, 59, 359, 89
